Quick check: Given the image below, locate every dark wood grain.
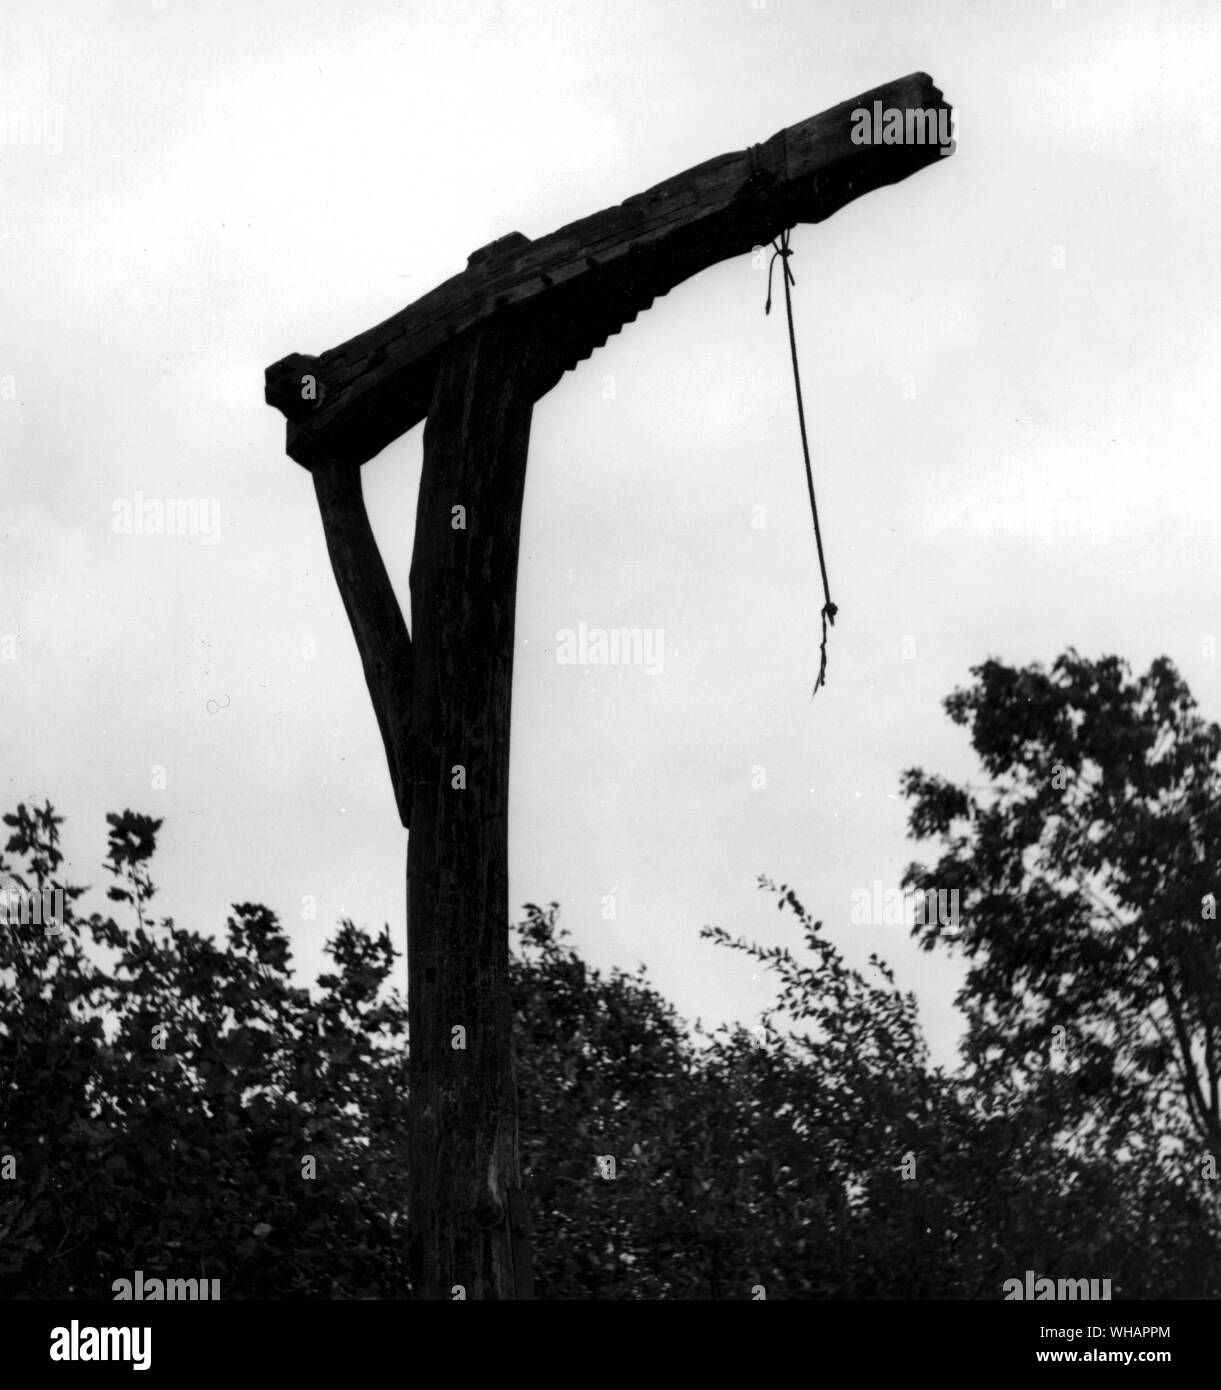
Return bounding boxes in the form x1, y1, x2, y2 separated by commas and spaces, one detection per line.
311, 460, 413, 828
266, 71, 951, 469
405, 321, 542, 1299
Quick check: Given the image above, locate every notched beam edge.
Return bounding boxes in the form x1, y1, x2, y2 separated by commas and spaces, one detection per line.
264, 71, 952, 471
265, 353, 324, 422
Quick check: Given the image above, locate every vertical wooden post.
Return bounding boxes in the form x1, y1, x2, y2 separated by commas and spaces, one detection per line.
406, 321, 543, 1299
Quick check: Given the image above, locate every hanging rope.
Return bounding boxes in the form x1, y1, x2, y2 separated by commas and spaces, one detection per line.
765, 227, 837, 698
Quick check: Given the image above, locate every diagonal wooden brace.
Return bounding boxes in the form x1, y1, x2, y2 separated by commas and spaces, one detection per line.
311, 459, 414, 827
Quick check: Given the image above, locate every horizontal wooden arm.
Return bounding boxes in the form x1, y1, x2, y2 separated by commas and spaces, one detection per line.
311, 459, 413, 828
266, 70, 951, 470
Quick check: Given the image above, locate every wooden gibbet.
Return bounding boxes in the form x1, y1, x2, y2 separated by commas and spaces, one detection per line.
264, 71, 952, 1299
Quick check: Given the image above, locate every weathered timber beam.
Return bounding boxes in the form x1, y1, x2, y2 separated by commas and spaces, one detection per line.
311, 459, 414, 827
406, 320, 542, 1298
265, 70, 951, 470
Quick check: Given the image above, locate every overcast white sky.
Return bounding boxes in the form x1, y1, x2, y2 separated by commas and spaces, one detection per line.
4, 0, 1220, 1067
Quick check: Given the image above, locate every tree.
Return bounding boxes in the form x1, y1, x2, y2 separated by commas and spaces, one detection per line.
901, 649, 1221, 1291
5, 774, 1218, 1299
0, 802, 408, 1299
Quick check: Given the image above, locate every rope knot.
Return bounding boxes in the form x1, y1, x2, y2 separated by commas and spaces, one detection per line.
764, 230, 796, 316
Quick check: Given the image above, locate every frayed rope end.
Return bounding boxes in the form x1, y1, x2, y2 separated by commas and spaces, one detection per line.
811, 600, 838, 701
